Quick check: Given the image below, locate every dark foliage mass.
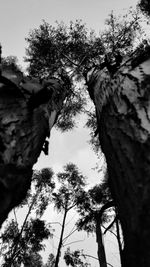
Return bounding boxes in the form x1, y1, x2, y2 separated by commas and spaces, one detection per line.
76, 174, 113, 233
24, 7, 146, 137
64, 247, 90, 267
0, 168, 55, 267
139, 0, 150, 17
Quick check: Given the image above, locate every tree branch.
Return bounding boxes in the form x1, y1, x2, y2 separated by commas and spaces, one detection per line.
61, 53, 79, 67
9, 191, 40, 266
102, 225, 117, 239
63, 238, 85, 247
81, 253, 114, 267
62, 228, 78, 244
103, 216, 116, 235
99, 201, 115, 219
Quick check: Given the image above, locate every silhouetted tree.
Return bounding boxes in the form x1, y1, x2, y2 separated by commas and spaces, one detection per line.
52, 163, 86, 267
76, 175, 114, 267
0, 168, 55, 267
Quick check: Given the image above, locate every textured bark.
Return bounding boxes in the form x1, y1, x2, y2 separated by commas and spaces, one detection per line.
0, 71, 67, 226
87, 47, 150, 267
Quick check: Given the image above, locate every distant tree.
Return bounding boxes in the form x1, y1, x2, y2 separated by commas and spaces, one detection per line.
64, 247, 91, 267
52, 163, 86, 267
76, 174, 115, 267
0, 168, 55, 267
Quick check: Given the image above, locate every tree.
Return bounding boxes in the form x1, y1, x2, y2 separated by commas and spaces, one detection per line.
0, 8, 145, 226
0, 167, 55, 266
76, 176, 115, 267
87, 40, 150, 267
0, 6, 149, 267
52, 163, 86, 267
0, 46, 69, 225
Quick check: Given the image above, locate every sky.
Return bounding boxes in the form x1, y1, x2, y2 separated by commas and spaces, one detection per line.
1, 0, 140, 266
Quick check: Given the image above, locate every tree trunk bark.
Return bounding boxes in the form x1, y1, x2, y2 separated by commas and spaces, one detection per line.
54, 208, 68, 267
0, 72, 67, 226
95, 215, 107, 267
87, 47, 150, 267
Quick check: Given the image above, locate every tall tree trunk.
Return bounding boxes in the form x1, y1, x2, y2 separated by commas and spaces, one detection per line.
95, 214, 107, 267
54, 208, 68, 267
0, 70, 67, 226
87, 47, 150, 267
115, 214, 123, 266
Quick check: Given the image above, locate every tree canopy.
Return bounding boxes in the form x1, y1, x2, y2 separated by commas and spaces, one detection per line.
0, 168, 55, 267
24, 7, 147, 134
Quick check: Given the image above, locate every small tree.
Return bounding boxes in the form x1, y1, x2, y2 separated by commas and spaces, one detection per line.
0, 168, 55, 267
52, 163, 86, 267
76, 175, 114, 267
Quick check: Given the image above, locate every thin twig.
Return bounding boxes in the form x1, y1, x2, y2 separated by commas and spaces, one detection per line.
103, 216, 116, 235
63, 238, 85, 247
63, 228, 78, 244
81, 253, 114, 267
102, 225, 117, 239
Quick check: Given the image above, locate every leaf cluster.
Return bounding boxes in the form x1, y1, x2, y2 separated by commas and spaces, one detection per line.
0, 168, 55, 266
1, 218, 51, 267
44, 253, 55, 267
76, 175, 113, 233
25, 8, 146, 132
52, 163, 86, 212
21, 168, 55, 217
25, 20, 103, 79
138, 0, 150, 17
2, 56, 22, 73
64, 247, 91, 267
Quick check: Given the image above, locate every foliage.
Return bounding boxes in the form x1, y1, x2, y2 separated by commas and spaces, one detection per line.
0, 218, 51, 267
0, 167, 55, 267
53, 163, 86, 213
64, 247, 91, 267
138, 0, 150, 17
25, 20, 93, 131
52, 163, 87, 267
21, 167, 55, 217
44, 253, 55, 267
76, 173, 114, 233
2, 56, 22, 72
24, 252, 43, 267
25, 9, 145, 78
85, 109, 100, 153
25, 20, 102, 79
75, 173, 115, 267
100, 8, 145, 58
24, 7, 147, 136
